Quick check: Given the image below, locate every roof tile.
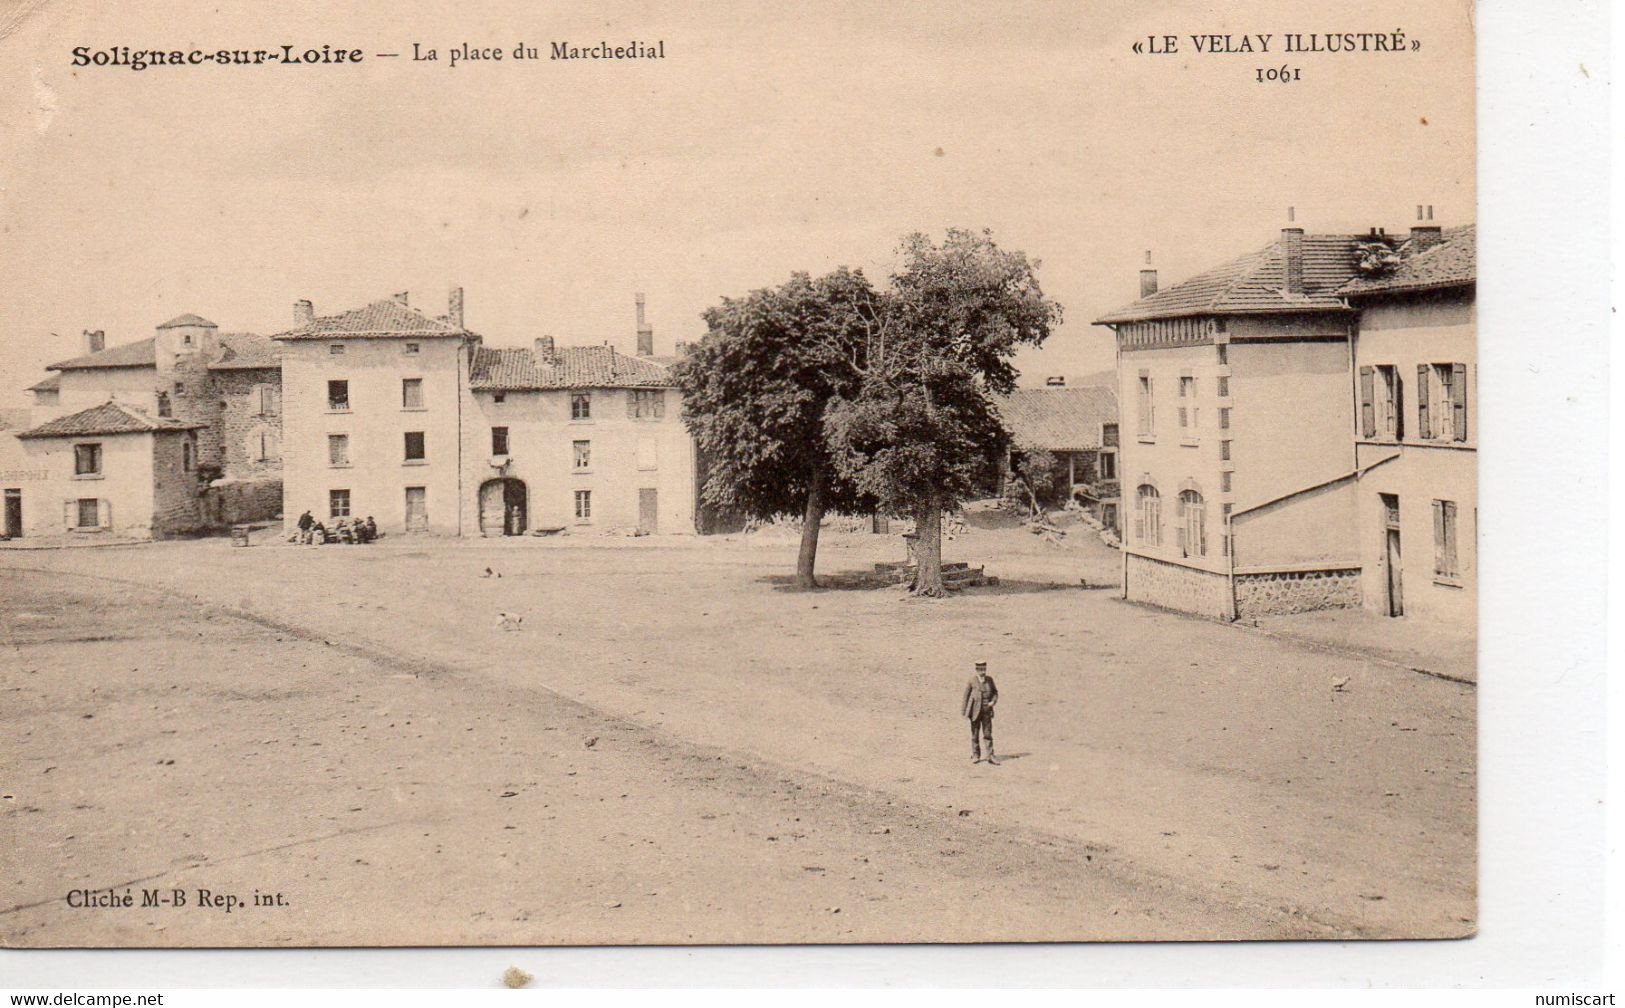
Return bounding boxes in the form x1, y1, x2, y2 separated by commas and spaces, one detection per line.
16, 401, 206, 439
273, 298, 469, 339
470, 345, 676, 391
996, 387, 1119, 451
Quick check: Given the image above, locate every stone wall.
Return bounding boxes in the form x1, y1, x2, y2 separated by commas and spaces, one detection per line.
1234, 568, 1361, 618
1124, 552, 1234, 620
150, 430, 206, 538
214, 368, 283, 480
208, 478, 283, 525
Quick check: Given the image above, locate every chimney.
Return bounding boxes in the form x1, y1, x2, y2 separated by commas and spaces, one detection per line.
448, 286, 464, 329
293, 299, 314, 326
1046, 376, 1066, 387
1281, 212, 1305, 296
1138, 250, 1158, 298
393, 291, 409, 305
635, 292, 654, 357
83, 329, 105, 354
673, 340, 689, 356
534, 336, 555, 362
1410, 204, 1443, 250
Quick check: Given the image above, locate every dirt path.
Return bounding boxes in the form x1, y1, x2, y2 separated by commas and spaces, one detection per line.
1, 531, 1474, 944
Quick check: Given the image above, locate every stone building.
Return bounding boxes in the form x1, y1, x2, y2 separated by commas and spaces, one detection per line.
1094, 213, 1474, 626
1343, 222, 1476, 626
994, 386, 1120, 531
4, 316, 283, 540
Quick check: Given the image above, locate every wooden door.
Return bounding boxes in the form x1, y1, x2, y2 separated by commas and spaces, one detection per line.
638, 488, 658, 534
3, 490, 21, 538
405, 487, 428, 532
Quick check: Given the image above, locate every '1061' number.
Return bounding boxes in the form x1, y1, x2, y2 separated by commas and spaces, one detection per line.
1256, 66, 1302, 83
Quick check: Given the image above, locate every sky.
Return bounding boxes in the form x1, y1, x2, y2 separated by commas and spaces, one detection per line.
0, 0, 1474, 407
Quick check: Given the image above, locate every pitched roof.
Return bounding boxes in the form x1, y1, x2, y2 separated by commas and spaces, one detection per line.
1339, 225, 1476, 296
157, 313, 217, 329
273, 298, 469, 340
16, 401, 205, 439
1095, 234, 1363, 324
207, 332, 279, 370
470, 344, 676, 391
47, 337, 157, 371
27, 373, 61, 393
996, 387, 1119, 452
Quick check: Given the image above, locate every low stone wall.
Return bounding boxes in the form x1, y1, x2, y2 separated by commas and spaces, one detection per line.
208, 479, 283, 526
1124, 553, 1233, 620
1234, 568, 1361, 618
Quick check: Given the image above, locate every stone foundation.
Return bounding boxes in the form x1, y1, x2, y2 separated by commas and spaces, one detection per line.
1124, 553, 1233, 620
1234, 568, 1361, 618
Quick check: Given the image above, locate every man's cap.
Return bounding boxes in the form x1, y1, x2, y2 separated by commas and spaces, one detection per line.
974, 661, 987, 671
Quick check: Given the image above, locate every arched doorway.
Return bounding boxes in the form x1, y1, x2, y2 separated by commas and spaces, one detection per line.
479, 478, 528, 536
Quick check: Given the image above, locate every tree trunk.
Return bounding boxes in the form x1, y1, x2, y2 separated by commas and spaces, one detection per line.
910, 494, 947, 597
794, 467, 827, 589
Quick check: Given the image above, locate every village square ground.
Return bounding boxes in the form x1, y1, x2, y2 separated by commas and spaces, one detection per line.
0, 512, 1475, 946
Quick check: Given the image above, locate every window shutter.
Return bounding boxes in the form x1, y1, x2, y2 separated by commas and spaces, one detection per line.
1133, 498, 1144, 541
63, 499, 75, 530
1451, 363, 1468, 442
1443, 501, 1458, 574
654, 390, 666, 419
1393, 372, 1405, 440
1416, 364, 1431, 439
1358, 366, 1375, 438
1432, 500, 1445, 574
98, 499, 112, 529
627, 391, 638, 418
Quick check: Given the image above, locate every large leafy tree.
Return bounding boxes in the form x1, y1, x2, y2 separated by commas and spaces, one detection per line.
674, 269, 875, 588
824, 230, 1061, 596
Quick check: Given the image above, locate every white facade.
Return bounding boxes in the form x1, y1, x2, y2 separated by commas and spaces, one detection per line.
1351, 290, 1476, 626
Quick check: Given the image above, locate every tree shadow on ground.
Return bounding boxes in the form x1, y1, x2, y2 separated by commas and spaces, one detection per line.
757, 572, 1110, 596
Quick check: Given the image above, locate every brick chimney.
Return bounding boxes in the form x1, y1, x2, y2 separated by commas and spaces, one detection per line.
83, 329, 105, 354
1410, 204, 1443, 250
1281, 212, 1305, 297
1139, 250, 1158, 298
534, 336, 555, 363
448, 286, 464, 329
635, 293, 654, 357
294, 299, 314, 326
1046, 376, 1066, 387
392, 291, 409, 305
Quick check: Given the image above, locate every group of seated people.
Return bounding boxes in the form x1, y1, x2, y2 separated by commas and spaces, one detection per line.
294, 511, 380, 545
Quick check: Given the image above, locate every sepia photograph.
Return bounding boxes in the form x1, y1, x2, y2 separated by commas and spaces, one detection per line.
0, 0, 1490, 954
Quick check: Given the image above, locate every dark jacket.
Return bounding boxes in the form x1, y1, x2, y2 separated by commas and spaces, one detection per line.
962, 673, 998, 720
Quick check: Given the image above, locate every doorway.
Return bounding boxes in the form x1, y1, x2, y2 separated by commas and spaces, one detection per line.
478, 478, 527, 536
4, 489, 21, 538
638, 488, 658, 534
404, 486, 428, 533
1380, 493, 1403, 617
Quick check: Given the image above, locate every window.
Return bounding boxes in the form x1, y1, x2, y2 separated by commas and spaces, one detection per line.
182, 332, 193, 347
253, 428, 278, 462
1216, 376, 1229, 397
629, 389, 666, 420
571, 393, 592, 420
329, 489, 351, 518
401, 378, 424, 410
1136, 372, 1155, 435
256, 383, 280, 416
1218, 407, 1231, 430
404, 342, 420, 356
573, 440, 591, 470
493, 392, 506, 404
1360, 365, 1406, 440
327, 380, 349, 411
1220, 440, 1232, 462
156, 391, 172, 417
1216, 343, 1228, 365
1221, 471, 1233, 493
491, 426, 509, 455
182, 439, 193, 472
328, 434, 349, 467
1098, 449, 1117, 481
173, 382, 185, 397
404, 431, 426, 462
74, 443, 101, 476
1433, 499, 1459, 579
574, 489, 592, 522
1221, 503, 1233, 557
77, 498, 99, 529
1178, 489, 1206, 558
329, 343, 345, 356
1177, 376, 1196, 430
1418, 363, 1469, 442
1134, 485, 1161, 546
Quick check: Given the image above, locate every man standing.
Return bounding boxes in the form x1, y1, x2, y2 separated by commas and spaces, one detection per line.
962, 660, 999, 765
297, 509, 314, 544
